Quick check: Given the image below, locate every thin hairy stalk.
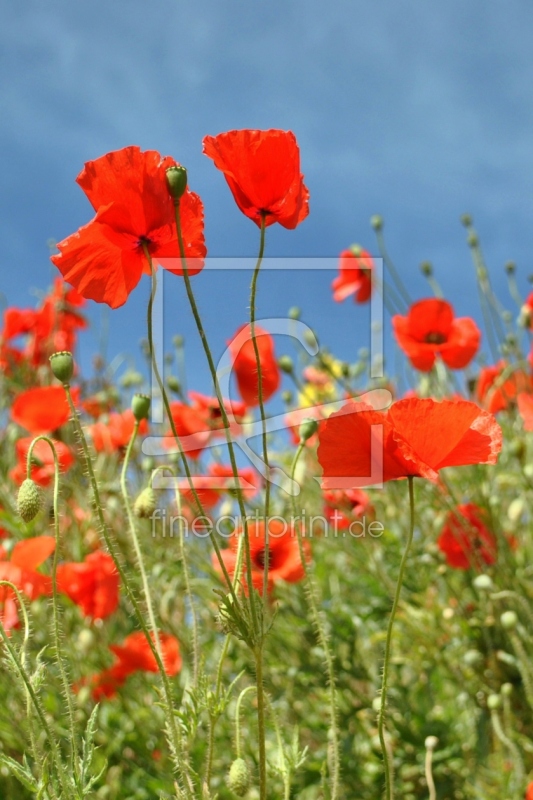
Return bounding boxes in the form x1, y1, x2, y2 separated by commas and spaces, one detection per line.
204, 534, 246, 788
373, 226, 411, 309
0, 587, 69, 797
142, 244, 239, 610
235, 685, 257, 758
290, 443, 340, 799
378, 475, 416, 800
171, 209, 258, 633
265, 693, 291, 800
509, 632, 533, 710
172, 477, 199, 686
120, 421, 163, 654
27, 435, 80, 787
490, 708, 525, 792
62, 386, 194, 799
424, 743, 437, 800
248, 214, 271, 601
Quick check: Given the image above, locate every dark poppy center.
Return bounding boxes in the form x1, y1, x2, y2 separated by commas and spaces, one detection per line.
254, 547, 281, 571
137, 235, 153, 249
424, 331, 447, 344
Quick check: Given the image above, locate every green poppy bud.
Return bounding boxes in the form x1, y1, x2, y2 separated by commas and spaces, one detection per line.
299, 418, 319, 443
134, 487, 156, 518
17, 479, 43, 522
487, 693, 501, 710
132, 393, 151, 422
278, 355, 293, 374
370, 214, 383, 231
501, 611, 518, 630
167, 376, 181, 394
227, 758, 251, 797
49, 351, 74, 383
166, 166, 188, 202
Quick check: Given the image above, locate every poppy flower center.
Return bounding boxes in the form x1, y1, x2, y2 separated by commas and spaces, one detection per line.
424, 331, 447, 344
137, 235, 154, 250
254, 547, 282, 571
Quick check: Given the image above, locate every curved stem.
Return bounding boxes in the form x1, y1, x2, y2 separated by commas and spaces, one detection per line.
27, 435, 80, 789
62, 386, 194, 799
378, 475, 416, 800
290, 443, 340, 799
235, 686, 257, 759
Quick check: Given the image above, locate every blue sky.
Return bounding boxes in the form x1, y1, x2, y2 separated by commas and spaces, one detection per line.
1, 0, 533, 395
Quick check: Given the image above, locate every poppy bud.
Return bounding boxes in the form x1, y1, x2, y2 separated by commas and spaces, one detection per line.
370, 215, 383, 231
501, 682, 513, 697
505, 261, 516, 275
501, 611, 518, 630
349, 244, 363, 256
299, 418, 319, 443
281, 390, 293, 404
467, 232, 479, 248
473, 575, 493, 592
424, 736, 438, 751
278, 355, 293, 374
460, 213, 472, 227
132, 393, 151, 422
487, 693, 501, 710
134, 487, 156, 518
167, 376, 181, 394
420, 261, 433, 277
49, 351, 74, 383
17, 479, 43, 522
227, 758, 251, 797
288, 306, 300, 320
166, 166, 188, 202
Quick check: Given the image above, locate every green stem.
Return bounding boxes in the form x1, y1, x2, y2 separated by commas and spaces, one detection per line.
490, 708, 525, 793
235, 686, 257, 759
173, 476, 199, 687
378, 475, 416, 800
254, 646, 267, 800
290, 443, 340, 799
171, 207, 258, 635
27, 435, 80, 789
63, 386, 194, 799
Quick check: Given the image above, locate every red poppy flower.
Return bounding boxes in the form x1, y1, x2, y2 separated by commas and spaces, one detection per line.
0, 536, 55, 631
322, 488, 374, 531
477, 361, 533, 414
51, 146, 206, 309
180, 463, 261, 510
11, 437, 75, 487
214, 519, 309, 593
517, 392, 533, 430
228, 325, 280, 407
11, 386, 74, 434
526, 782, 533, 800
317, 397, 502, 489
89, 631, 181, 700
392, 298, 480, 371
203, 129, 309, 229
189, 391, 247, 431
57, 551, 119, 619
437, 503, 497, 570
89, 410, 148, 453
332, 248, 373, 303
163, 402, 212, 460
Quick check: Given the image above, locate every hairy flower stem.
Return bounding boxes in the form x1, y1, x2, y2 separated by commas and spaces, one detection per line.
173, 202, 269, 798
290, 443, 340, 799
0, 582, 69, 797
490, 708, 525, 793
249, 214, 270, 601
173, 477, 199, 686
62, 386, 194, 799
142, 243, 239, 609
378, 475, 416, 800
120, 422, 163, 655
27, 436, 80, 789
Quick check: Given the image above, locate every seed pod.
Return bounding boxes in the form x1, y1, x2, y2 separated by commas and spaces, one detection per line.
134, 487, 156, 518
227, 758, 251, 797
132, 393, 151, 422
17, 479, 43, 522
49, 351, 74, 383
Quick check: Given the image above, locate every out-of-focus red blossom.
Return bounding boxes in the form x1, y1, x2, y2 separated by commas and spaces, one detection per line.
1, 280, 86, 368
180, 463, 261, 510
164, 402, 212, 460
11, 437, 75, 487
89, 410, 148, 453
332, 248, 374, 304
392, 298, 481, 372
57, 551, 119, 620
322, 488, 374, 531
0, 537, 55, 632
214, 519, 309, 593
517, 393, 533, 431
89, 632, 181, 701
526, 781, 533, 800
317, 397, 502, 489
51, 146, 206, 309
203, 129, 309, 229
477, 361, 533, 414
188, 391, 247, 431
302, 366, 331, 387
437, 503, 497, 570
228, 325, 280, 407
82, 393, 117, 419
11, 386, 75, 434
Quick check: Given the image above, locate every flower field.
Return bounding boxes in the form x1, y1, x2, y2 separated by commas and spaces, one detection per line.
1, 130, 533, 800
